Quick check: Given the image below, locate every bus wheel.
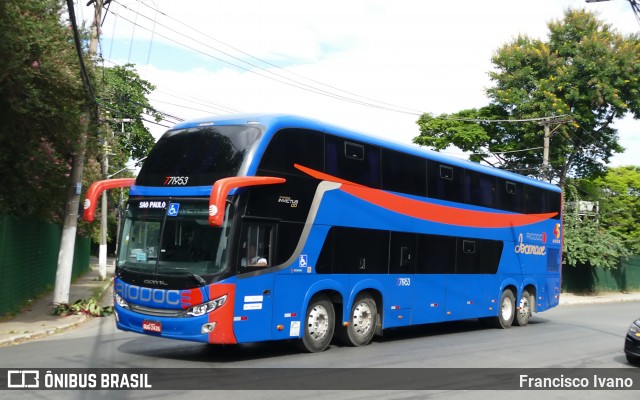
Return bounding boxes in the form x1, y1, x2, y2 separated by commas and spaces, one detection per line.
300, 296, 335, 353
514, 290, 532, 327
339, 294, 377, 346
493, 289, 515, 329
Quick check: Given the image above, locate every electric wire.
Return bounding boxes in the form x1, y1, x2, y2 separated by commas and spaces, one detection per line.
108, 1, 424, 115
128, 0, 426, 116
67, 0, 96, 103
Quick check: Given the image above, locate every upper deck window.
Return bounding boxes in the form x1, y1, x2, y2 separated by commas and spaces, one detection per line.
136, 125, 261, 186
258, 128, 324, 176
326, 135, 381, 188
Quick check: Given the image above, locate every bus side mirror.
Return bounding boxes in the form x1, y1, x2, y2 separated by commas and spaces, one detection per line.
83, 178, 135, 222
208, 176, 286, 227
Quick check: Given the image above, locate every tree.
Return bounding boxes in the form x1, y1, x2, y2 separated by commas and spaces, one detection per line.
0, 0, 87, 221
562, 213, 631, 269
87, 63, 160, 245
563, 182, 631, 270
578, 166, 640, 253
96, 64, 160, 164
415, 9, 640, 188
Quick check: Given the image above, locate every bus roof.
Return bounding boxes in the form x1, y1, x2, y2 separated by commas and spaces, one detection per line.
169, 113, 561, 193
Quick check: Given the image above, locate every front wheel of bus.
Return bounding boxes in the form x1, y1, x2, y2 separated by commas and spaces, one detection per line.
339, 294, 377, 347
300, 296, 335, 353
514, 290, 532, 327
493, 289, 515, 329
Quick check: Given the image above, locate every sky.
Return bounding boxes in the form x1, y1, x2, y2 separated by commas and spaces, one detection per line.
78, 0, 640, 168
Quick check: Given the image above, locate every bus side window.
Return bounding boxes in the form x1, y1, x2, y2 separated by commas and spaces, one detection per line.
240, 223, 275, 268
427, 161, 465, 203
497, 179, 524, 213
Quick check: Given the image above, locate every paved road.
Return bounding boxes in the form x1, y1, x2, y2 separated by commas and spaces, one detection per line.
1, 301, 638, 399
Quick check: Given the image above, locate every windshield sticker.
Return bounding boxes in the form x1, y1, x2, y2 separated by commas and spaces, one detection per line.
138, 201, 166, 209
167, 203, 180, 217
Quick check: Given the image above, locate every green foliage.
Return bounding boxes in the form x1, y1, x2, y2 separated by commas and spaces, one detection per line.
415, 9, 639, 187
86, 64, 159, 245
52, 298, 113, 317
95, 64, 160, 163
562, 181, 632, 269
0, 1, 159, 235
562, 213, 630, 269
582, 166, 640, 253
0, 0, 88, 222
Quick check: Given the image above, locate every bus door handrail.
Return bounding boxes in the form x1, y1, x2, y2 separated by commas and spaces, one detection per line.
83, 178, 136, 222
208, 176, 286, 226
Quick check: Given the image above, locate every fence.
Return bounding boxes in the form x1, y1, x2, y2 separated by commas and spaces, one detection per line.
0, 214, 90, 316
562, 255, 640, 293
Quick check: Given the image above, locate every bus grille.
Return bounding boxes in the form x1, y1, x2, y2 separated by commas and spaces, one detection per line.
129, 304, 184, 317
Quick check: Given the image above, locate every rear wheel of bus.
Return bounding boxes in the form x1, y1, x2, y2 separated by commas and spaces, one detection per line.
338, 293, 377, 347
300, 295, 335, 353
514, 289, 532, 326
493, 289, 516, 329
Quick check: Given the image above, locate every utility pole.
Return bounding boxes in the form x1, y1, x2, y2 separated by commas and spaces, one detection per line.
98, 122, 110, 280
98, 116, 129, 280
538, 116, 572, 182
53, 0, 103, 304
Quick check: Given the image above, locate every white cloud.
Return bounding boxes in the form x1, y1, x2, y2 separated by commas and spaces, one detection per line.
92, 0, 640, 167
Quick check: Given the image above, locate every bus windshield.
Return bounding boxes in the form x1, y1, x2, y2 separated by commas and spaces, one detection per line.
135, 125, 262, 187
117, 200, 233, 279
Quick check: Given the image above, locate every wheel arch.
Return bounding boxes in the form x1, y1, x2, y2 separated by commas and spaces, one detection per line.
301, 279, 345, 333
500, 279, 518, 299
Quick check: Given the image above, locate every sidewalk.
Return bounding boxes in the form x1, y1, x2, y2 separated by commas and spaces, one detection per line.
1, 263, 640, 346
0, 257, 115, 346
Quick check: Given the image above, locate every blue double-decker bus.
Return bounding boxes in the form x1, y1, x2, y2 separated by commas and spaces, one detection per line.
83, 114, 562, 352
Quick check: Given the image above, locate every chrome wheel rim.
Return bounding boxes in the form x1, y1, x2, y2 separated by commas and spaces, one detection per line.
307, 304, 329, 341
352, 302, 373, 336
501, 296, 513, 321
518, 296, 530, 322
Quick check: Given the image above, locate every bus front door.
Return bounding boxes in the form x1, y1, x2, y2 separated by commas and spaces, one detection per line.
232, 221, 276, 343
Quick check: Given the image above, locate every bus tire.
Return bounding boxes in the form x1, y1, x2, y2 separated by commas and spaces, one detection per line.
339, 294, 377, 347
514, 290, 532, 327
300, 296, 335, 353
493, 289, 515, 329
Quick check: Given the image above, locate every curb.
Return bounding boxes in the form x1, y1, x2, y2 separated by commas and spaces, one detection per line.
0, 276, 114, 347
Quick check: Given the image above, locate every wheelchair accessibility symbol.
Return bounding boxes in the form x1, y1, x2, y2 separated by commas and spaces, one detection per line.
299, 255, 308, 268
167, 203, 180, 217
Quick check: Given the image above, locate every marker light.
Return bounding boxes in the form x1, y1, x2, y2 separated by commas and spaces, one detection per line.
185, 295, 228, 317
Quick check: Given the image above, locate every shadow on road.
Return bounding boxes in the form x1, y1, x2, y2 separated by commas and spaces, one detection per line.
116, 317, 551, 363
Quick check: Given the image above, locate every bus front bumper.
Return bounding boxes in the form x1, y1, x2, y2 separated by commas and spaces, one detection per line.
114, 304, 237, 344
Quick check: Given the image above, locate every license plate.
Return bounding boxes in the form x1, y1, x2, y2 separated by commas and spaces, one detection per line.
142, 320, 162, 333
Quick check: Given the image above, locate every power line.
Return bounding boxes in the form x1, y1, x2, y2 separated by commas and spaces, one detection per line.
148, 98, 225, 116
67, 0, 96, 103
108, 0, 424, 116
152, 89, 242, 114
437, 114, 572, 123
130, 0, 426, 116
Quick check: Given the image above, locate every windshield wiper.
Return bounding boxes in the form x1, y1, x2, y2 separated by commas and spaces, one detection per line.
173, 268, 207, 286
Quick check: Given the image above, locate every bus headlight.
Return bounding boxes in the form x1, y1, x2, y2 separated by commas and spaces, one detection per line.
114, 293, 129, 310
185, 295, 228, 317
